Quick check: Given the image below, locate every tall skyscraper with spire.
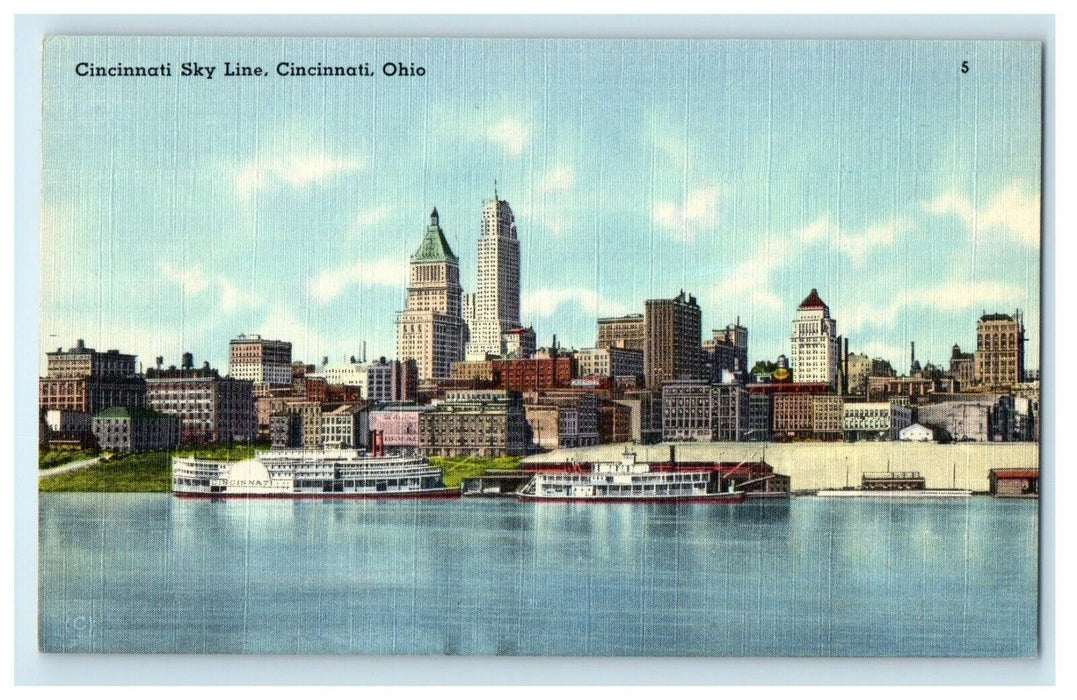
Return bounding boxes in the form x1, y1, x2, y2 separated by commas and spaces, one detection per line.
465, 187, 521, 360
396, 209, 466, 381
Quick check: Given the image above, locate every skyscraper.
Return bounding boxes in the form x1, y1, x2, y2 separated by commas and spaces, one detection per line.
643, 291, 703, 388
790, 288, 841, 389
975, 311, 1025, 388
396, 209, 466, 381
465, 190, 521, 359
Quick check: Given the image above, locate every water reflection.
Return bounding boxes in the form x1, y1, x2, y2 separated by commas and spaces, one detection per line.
39, 494, 1037, 656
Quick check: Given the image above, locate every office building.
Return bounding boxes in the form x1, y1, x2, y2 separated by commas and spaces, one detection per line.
975, 311, 1025, 388
790, 288, 841, 389
229, 334, 293, 387
644, 291, 703, 388
397, 208, 467, 381
465, 191, 521, 359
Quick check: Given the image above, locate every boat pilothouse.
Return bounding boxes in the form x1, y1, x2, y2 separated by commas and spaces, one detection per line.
172, 447, 458, 499
516, 449, 745, 503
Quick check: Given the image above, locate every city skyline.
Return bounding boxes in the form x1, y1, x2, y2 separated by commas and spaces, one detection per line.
42, 38, 1041, 375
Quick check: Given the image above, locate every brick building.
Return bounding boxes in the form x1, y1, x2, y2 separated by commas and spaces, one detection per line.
92, 406, 179, 453
644, 291, 703, 388
39, 339, 146, 415
975, 311, 1026, 389
418, 390, 530, 457
229, 334, 293, 387
145, 357, 255, 444
596, 313, 645, 352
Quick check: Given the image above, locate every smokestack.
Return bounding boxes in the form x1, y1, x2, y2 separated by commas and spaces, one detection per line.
842, 337, 849, 396
362, 341, 367, 363
910, 341, 915, 372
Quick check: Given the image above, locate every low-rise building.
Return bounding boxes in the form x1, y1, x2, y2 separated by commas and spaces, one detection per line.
812, 395, 845, 440
145, 357, 256, 444
42, 409, 96, 449
524, 393, 599, 450
661, 380, 713, 442
45, 409, 92, 435
40, 340, 146, 415
418, 390, 530, 457
917, 400, 993, 442
144, 355, 255, 441
92, 407, 179, 453
321, 403, 370, 449
746, 394, 773, 442
867, 375, 958, 404
501, 326, 537, 359
575, 347, 645, 380
368, 405, 431, 450
660, 380, 747, 442
842, 402, 912, 441
899, 423, 935, 442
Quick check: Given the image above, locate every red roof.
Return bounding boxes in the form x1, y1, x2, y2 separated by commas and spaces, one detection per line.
799, 288, 829, 311
990, 469, 1039, 479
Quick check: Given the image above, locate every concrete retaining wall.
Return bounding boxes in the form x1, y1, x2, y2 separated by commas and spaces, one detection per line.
523, 442, 1040, 492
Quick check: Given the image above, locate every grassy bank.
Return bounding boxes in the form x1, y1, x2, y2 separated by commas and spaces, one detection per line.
39, 448, 99, 470
430, 456, 522, 488
38, 444, 266, 493
39, 446, 521, 493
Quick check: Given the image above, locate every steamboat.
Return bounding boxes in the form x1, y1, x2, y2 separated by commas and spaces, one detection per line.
172, 446, 458, 499
515, 449, 746, 503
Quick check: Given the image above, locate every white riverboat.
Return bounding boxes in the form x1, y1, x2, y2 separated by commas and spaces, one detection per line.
172, 448, 458, 499
516, 450, 745, 503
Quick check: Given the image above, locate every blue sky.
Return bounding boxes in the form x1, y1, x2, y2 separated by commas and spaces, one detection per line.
41, 37, 1041, 375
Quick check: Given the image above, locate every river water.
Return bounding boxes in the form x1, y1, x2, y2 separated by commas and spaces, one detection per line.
38, 494, 1037, 656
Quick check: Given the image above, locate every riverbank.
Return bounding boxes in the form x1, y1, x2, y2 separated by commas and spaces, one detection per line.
524, 441, 1041, 492
37, 448, 521, 493
38, 444, 266, 492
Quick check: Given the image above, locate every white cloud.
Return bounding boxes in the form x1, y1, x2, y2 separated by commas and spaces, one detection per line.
356, 204, 394, 227
794, 215, 904, 265
488, 119, 530, 157
842, 280, 1025, 333
256, 307, 332, 365
922, 184, 1040, 246
709, 215, 904, 318
307, 258, 408, 304
539, 165, 575, 193
236, 153, 363, 202
158, 262, 210, 296
523, 287, 630, 320
218, 279, 260, 314
651, 186, 720, 242
158, 261, 261, 314
710, 249, 786, 313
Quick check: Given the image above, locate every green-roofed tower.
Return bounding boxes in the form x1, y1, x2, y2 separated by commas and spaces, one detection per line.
411, 208, 459, 263
396, 208, 466, 381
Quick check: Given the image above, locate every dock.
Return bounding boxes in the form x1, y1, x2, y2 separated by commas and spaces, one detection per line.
461, 471, 532, 497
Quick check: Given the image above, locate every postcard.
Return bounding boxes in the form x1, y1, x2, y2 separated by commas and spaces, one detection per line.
37, 36, 1041, 657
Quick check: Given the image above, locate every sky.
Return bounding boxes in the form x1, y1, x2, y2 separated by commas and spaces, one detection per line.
40, 37, 1042, 376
